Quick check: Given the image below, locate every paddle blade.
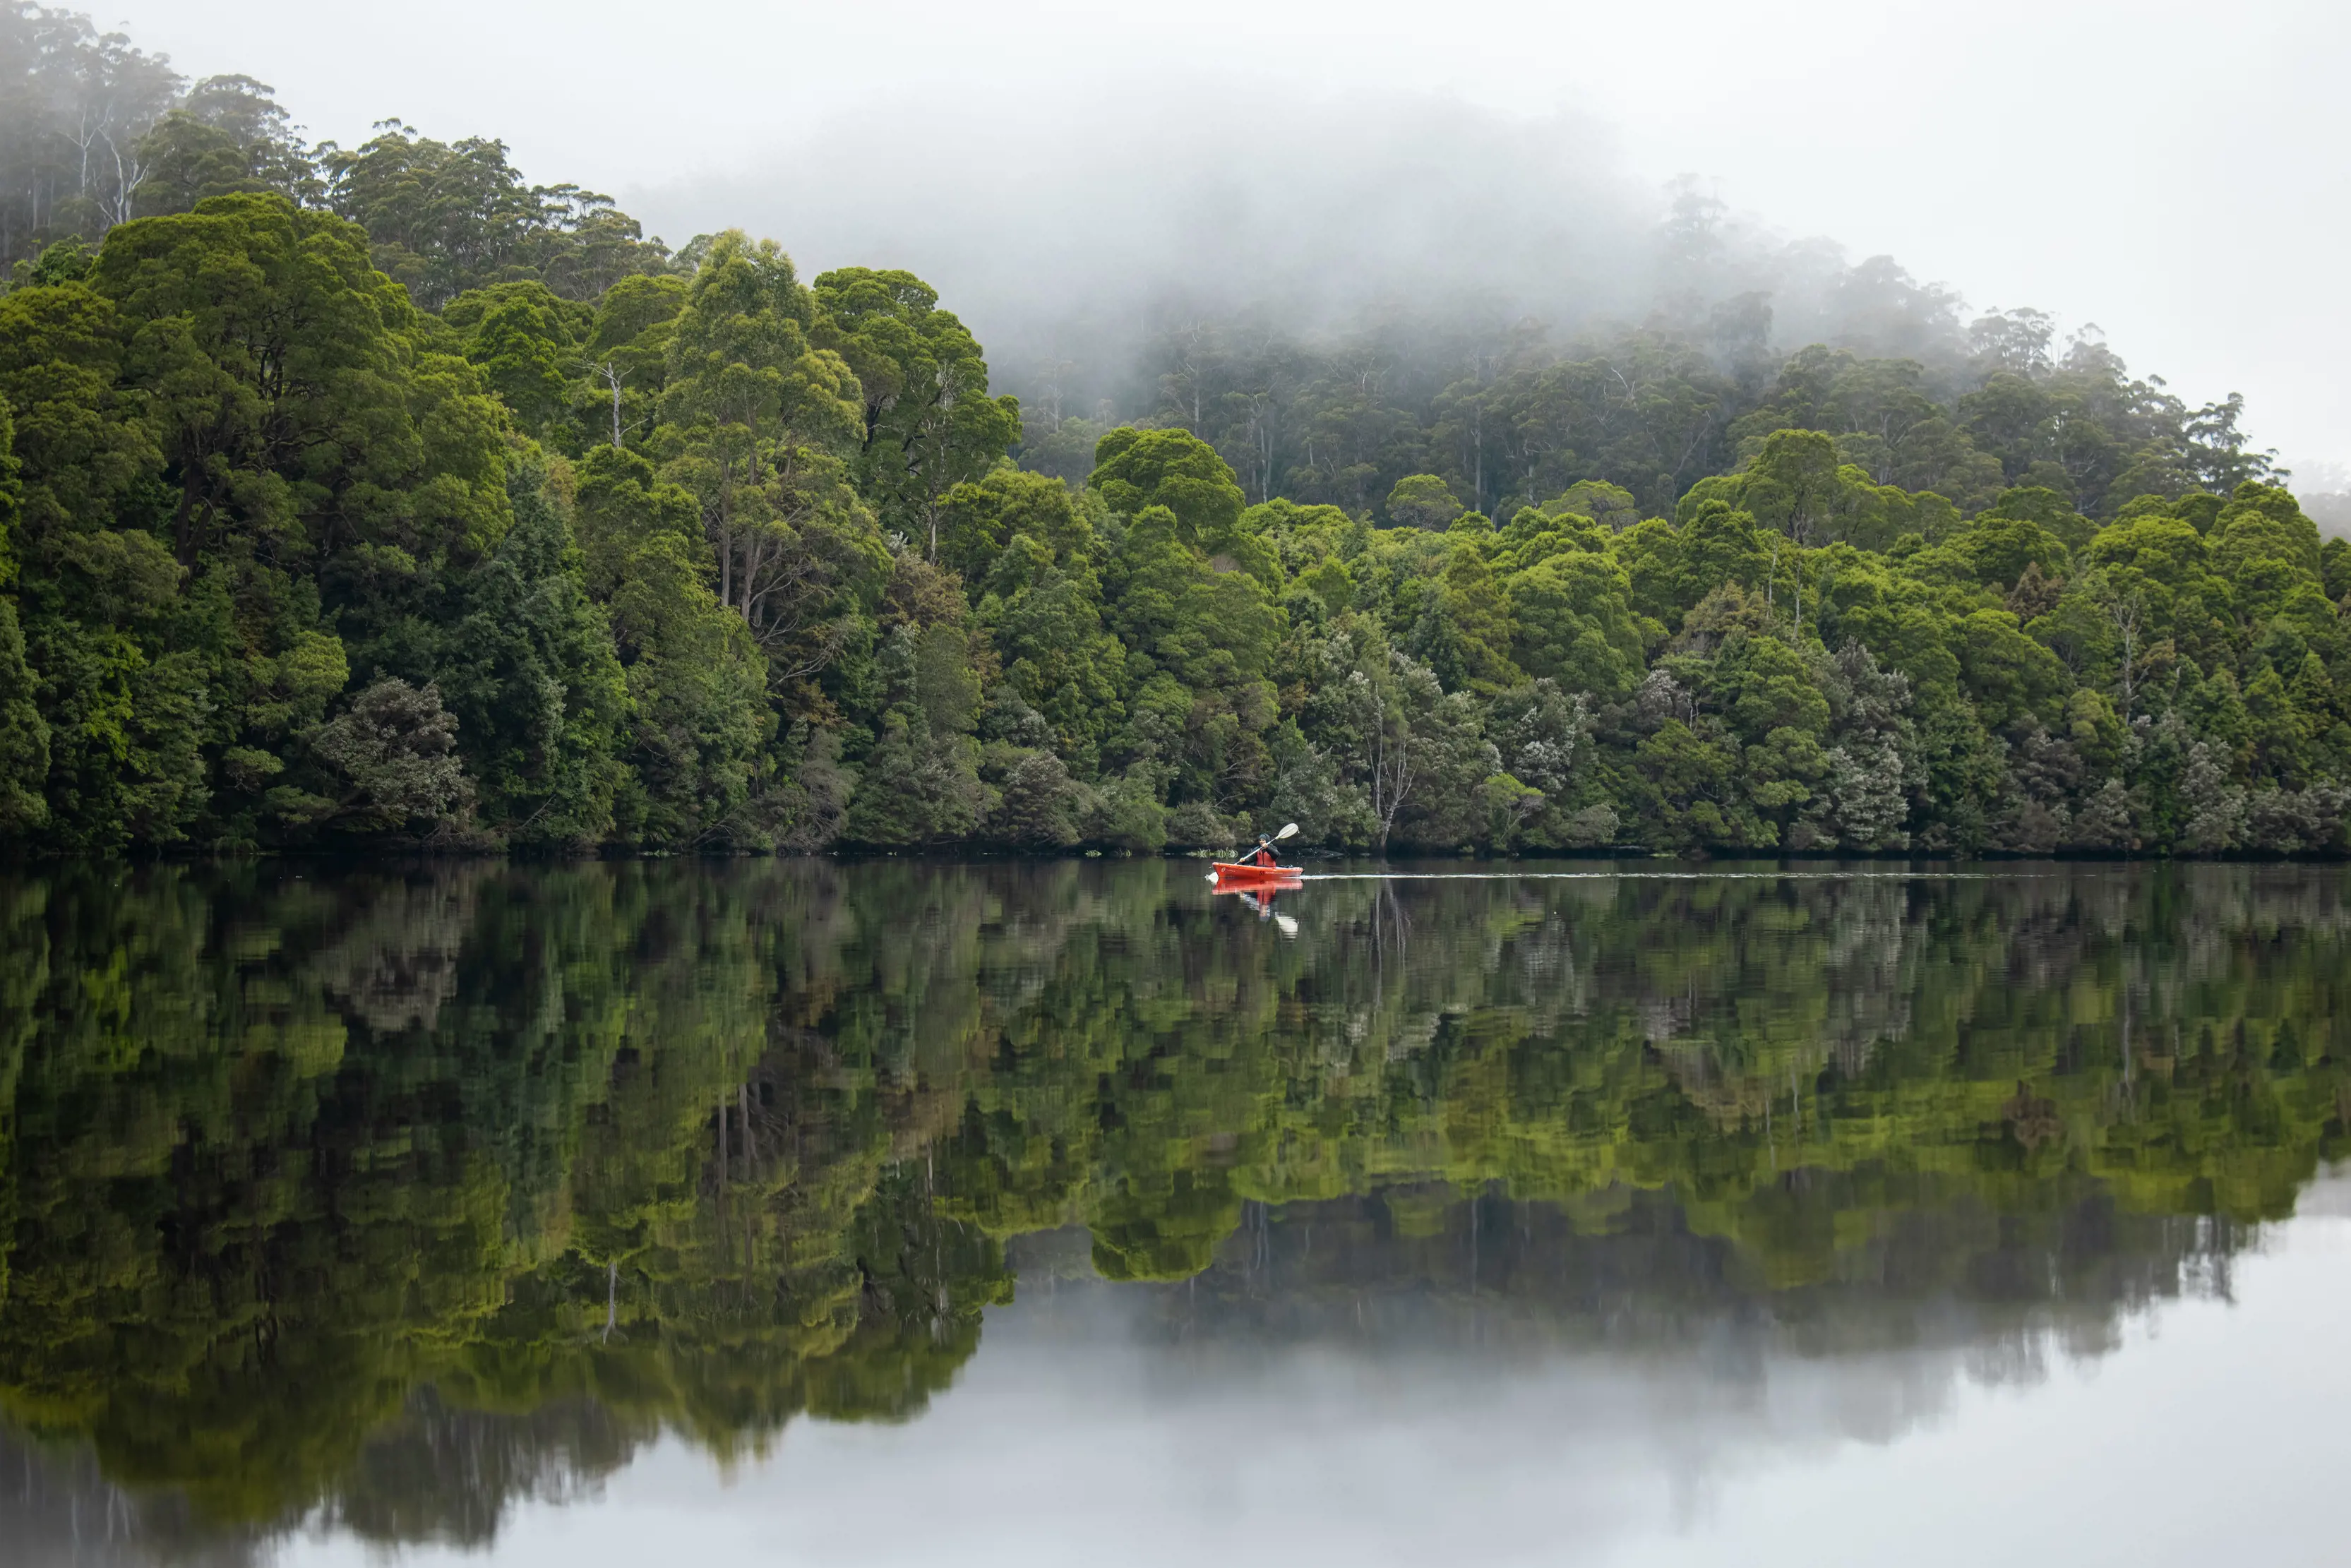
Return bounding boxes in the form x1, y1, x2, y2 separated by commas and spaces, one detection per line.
1275, 822, 1300, 840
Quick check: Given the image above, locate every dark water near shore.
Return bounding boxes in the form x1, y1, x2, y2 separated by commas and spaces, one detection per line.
2, 858, 2348, 1566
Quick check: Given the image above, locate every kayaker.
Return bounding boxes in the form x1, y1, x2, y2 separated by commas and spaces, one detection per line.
1243, 833, 1284, 869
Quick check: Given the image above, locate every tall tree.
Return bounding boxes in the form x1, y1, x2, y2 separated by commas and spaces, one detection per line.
813, 266, 1019, 559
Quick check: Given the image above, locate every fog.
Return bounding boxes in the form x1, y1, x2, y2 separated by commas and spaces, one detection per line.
650, 85, 1668, 414
94, 0, 2351, 469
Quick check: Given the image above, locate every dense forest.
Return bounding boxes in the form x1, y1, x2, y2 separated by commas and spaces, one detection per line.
0, 859, 2341, 1543
6, 3, 2351, 858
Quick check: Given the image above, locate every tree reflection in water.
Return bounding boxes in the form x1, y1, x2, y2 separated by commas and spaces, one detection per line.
0, 858, 2343, 1558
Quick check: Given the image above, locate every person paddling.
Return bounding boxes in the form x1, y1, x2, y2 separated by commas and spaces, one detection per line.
1243, 822, 1298, 868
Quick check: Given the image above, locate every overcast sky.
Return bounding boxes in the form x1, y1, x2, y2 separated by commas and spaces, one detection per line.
95, 0, 2351, 473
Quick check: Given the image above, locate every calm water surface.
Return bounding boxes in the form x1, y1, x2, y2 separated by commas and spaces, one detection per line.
2, 858, 2347, 1565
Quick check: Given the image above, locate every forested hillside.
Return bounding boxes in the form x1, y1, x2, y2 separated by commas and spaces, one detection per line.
4, 1, 2349, 858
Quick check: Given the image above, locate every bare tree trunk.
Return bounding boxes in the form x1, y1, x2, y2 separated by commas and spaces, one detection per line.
67, 105, 98, 196
1363, 666, 1416, 852
599, 362, 625, 448
1471, 403, 1484, 510
100, 129, 144, 225
2110, 594, 2141, 712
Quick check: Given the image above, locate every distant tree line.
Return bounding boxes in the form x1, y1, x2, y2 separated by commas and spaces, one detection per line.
3, 0, 2347, 858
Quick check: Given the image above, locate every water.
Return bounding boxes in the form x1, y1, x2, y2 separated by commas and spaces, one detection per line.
1, 858, 2347, 1566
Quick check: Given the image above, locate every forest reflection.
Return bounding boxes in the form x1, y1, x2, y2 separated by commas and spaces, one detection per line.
0, 858, 2344, 1561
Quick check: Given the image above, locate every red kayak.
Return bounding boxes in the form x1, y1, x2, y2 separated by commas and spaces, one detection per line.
1210, 861, 1303, 888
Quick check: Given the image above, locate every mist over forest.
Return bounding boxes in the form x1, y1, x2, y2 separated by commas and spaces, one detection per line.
653, 79, 2313, 515
653, 88, 1669, 410
6, 0, 2351, 862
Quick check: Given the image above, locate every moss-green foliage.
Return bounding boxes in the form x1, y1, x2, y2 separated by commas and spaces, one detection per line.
1, 15, 2346, 859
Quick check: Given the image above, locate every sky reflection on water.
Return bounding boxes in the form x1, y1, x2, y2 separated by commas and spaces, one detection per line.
287, 1189, 2351, 1568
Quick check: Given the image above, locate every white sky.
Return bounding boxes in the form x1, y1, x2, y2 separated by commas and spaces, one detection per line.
95, 0, 2351, 472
